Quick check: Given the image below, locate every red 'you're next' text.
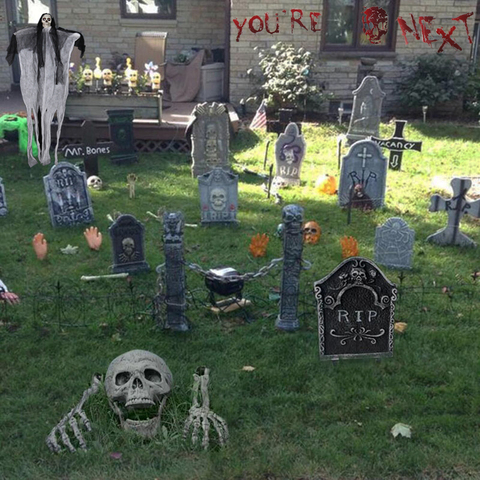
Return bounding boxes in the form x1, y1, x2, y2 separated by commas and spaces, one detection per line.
233, 8, 474, 53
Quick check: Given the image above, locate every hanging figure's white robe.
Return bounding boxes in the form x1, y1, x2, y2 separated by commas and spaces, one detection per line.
8, 27, 80, 167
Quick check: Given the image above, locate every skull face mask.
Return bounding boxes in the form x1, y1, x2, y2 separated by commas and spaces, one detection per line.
104, 350, 173, 438
41, 14, 52, 29
362, 7, 388, 44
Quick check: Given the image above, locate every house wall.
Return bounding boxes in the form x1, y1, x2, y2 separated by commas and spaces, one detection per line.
0, 0, 11, 89
0, 0, 225, 90
229, 0, 477, 113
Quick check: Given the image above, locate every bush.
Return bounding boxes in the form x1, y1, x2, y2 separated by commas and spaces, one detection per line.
464, 67, 480, 118
396, 54, 469, 113
247, 42, 329, 111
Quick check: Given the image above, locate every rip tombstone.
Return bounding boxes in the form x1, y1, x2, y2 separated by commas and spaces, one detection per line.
109, 214, 150, 274
346, 75, 385, 146
338, 139, 388, 209
43, 162, 94, 227
374, 217, 415, 270
273, 122, 306, 188
0, 177, 7, 216
198, 167, 238, 225
315, 257, 397, 360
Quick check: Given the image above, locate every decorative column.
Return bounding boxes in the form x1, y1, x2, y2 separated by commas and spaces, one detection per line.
163, 212, 189, 331
275, 204, 304, 331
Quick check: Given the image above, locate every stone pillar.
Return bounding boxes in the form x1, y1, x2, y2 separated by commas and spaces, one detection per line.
275, 204, 304, 331
163, 212, 189, 331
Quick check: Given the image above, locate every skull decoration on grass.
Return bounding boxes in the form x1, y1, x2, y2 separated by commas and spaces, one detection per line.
303, 221, 321, 245
87, 175, 103, 190
105, 350, 173, 438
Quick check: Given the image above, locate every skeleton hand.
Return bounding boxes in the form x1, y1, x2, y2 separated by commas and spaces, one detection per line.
32, 233, 48, 260
84, 227, 103, 251
0, 291, 20, 305
46, 374, 102, 453
183, 367, 228, 450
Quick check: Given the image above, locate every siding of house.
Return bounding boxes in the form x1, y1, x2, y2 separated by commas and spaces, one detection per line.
229, 0, 477, 113
0, 0, 10, 89
0, 0, 225, 91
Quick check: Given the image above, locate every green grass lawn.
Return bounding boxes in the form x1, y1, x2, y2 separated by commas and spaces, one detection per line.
1, 121, 480, 480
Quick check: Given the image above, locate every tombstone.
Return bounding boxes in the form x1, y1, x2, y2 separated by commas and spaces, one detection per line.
198, 167, 238, 225
314, 257, 397, 360
43, 162, 94, 227
427, 177, 480, 247
189, 102, 230, 177
338, 139, 388, 209
273, 123, 306, 188
62, 120, 114, 178
370, 120, 422, 170
346, 76, 385, 145
374, 217, 415, 269
107, 109, 138, 165
0, 177, 7, 216
109, 214, 150, 274
163, 211, 189, 331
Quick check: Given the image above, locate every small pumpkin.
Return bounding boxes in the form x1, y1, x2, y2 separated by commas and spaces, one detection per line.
315, 174, 337, 195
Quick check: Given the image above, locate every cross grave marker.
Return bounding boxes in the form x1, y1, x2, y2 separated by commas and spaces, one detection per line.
370, 120, 422, 170
427, 177, 480, 247
62, 120, 114, 178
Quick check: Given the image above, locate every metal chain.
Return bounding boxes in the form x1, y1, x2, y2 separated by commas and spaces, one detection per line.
185, 257, 284, 284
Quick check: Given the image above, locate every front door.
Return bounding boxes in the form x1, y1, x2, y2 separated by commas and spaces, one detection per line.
5, 0, 57, 85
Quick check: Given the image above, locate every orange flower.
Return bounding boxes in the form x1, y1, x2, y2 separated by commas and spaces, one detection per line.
340, 236, 359, 259
32, 233, 48, 260
249, 233, 269, 258
315, 174, 337, 195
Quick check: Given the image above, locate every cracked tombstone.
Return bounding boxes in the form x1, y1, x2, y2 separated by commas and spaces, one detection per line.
43, 162, 94, 227
0, 177, 7, 216
346, 75, 385, 146
273, 122, 306, 188
189, 103, 230, 177
427, 177, 480, 247
338, 139, 388, 209
109, 214, 150, 274
198, 167, 238, 225
314, 257, 397, 360
374, 217, 415, 270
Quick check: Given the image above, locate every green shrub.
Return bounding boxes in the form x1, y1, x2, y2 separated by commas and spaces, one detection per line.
464, 67, 480, 118
396, 54, 469, 112
247, 42, 329, 111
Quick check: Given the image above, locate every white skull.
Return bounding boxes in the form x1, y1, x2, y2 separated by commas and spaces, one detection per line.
284, 148, 296, 165
41, 14, 52, 29
87, 175, 103, 190
350, 267, 367, 284
210, 187, 227, 211
104, 350, 173, 438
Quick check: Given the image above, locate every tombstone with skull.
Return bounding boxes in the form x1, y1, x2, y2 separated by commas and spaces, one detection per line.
109, 214, 150, 273
273, 122, 306, 188
198, 167, 238, 225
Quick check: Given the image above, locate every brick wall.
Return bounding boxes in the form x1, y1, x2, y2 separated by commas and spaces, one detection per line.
229, 0, 478, 113
0, 0, 225, 91
0, 0, 11, 89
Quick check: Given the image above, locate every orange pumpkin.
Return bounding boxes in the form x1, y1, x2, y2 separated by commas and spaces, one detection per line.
249, 233, 269, 257
315, 174, 337, 195
340, 236, 359, 259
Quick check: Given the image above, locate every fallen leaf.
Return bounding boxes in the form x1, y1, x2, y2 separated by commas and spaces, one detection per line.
391, 423, 412, 438
394, 322, 407, 333
242, 366, 255, 372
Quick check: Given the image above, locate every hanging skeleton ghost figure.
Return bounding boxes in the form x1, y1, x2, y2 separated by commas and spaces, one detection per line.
6, 13, 85, 167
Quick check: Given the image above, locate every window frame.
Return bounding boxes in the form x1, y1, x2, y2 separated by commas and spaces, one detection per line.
119, 0, 176, 20
321, 0, 399, 52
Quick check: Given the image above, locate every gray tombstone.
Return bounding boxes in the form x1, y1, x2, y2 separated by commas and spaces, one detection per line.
0, 177, 7, 216
346, 76, 385, 145
314, 257, 397, 360
273, 122, 306, 188
109, 214, 150, 274
338, 139, 388, 209
374, 217, 415, 269
43, 161, 94, 227
427, 177, 480, 247
190, 102, 230, 177
198, 167, 238, 225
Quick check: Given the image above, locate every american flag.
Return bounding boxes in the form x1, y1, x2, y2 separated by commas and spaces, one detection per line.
249, 100, 267, 130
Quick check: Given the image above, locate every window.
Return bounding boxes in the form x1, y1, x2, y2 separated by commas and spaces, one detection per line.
322, 0, 397, 51
120, 0, 176, 19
